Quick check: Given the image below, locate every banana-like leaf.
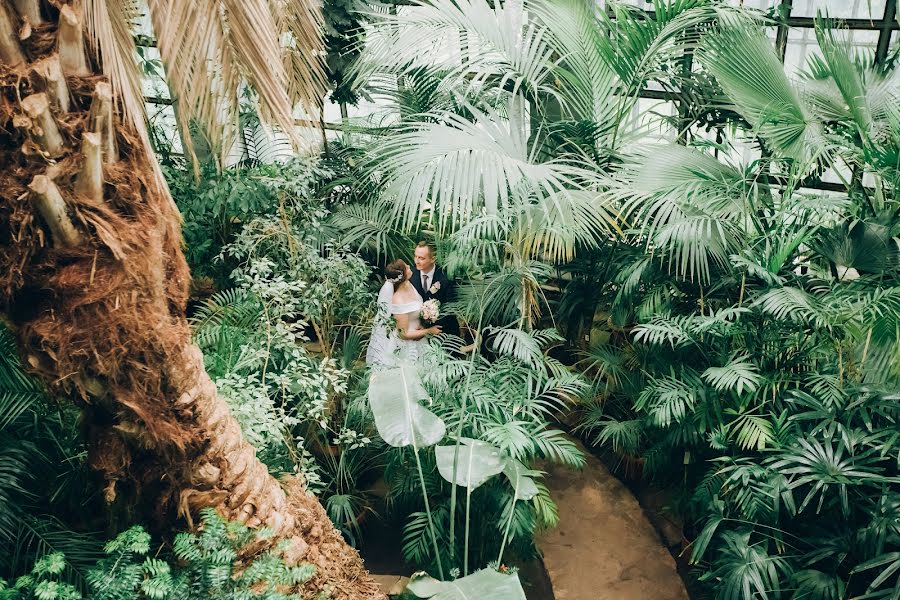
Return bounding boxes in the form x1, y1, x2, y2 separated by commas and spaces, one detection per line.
502, 459, 539, 500
407, 568, 527, 600
435, 438, 505, 490
368, 363, 446, 448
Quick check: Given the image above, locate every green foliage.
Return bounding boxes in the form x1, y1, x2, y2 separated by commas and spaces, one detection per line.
368, 329, 585, 576
187, 165, 383, 543
0, 327, 103, 583
323, 0, 365, 105
167, 157, 333, 283
578, 12, 900, 599
1, 511, 315, 600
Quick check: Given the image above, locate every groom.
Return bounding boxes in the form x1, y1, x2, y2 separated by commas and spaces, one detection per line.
411, 241, 459, 337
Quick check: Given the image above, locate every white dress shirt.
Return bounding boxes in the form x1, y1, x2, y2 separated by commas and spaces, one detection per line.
420, 266, 436, 292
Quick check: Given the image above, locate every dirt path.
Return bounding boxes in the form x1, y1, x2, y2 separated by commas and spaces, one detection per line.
536, 440, 689, 600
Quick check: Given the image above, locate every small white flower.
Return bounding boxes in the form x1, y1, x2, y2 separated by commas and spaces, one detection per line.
421, 299, 441, 322
429, 281, 441, 294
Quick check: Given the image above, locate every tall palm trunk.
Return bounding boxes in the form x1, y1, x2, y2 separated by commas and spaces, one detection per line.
0, 1, 382, 598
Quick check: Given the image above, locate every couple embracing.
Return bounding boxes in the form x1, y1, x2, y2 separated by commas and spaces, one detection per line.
366, 242, 458, 367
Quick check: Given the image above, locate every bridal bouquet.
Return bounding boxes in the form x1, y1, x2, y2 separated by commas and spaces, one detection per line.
421, 299, 440, 324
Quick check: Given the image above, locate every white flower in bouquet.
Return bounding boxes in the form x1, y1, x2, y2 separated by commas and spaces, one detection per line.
421, 299, 440, 323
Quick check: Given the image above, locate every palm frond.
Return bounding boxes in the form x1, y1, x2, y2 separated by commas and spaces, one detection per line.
702, 354, 762, 396
190, 288, 264, 350
368, 99, 615, 259
588, 417, 642, 455
700, 529, 791, 600
532, 428, 584, 468
611, 145, 748, 282
754, 286, 829, 328
487, 327, 558, 367
147, 0, 324, 167
698, 20, 826, 164
453, 261, 552, 327
635, 373, 699, 429
526, 0, 617, 125
356, 0, 557, 101
268, 0, 327, 116
329, 201, 416, 262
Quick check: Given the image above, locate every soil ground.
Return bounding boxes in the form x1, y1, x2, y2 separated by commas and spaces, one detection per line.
363, 437, 688, 600
535, 438, 689, 600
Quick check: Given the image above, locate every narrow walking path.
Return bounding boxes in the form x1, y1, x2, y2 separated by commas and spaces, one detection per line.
536, 438, 689, 600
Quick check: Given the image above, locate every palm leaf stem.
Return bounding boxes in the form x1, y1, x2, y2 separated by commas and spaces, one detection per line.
401, 363, 445, 580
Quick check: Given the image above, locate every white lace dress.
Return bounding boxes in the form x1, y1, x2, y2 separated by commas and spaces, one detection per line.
391, 291, 425, 363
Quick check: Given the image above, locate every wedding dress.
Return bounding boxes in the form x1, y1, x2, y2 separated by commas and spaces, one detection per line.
365, 282, 425, 367
390, 289, 425, 363
366, 281, 396, 368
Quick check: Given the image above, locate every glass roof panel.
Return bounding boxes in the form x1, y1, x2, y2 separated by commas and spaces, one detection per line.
790, 0, 886, 19
784, 27, 879, 76
722, 0, 780, 11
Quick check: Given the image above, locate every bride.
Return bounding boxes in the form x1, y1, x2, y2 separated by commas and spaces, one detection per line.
366, 259, 442, 367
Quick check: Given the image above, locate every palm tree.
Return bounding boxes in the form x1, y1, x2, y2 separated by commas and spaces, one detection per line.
0, 1, 381, 597
587, 13, 900, 598
334, 0, 724, 329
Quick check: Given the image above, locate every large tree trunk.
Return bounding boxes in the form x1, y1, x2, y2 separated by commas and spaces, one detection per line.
0, 2, 383, 598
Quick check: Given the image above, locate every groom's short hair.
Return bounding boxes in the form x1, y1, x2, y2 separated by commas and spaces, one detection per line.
416, 240, 436, 257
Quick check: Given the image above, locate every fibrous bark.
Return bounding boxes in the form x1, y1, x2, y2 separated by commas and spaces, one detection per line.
57, 4, 87, 76
0, 2, 383, 599
28, 174, 81, 247
13, 0, 43, 24
0, 0, 24, 65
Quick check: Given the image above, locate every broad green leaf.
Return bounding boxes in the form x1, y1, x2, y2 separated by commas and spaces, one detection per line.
501, 459, 539, 500
435, 438, 504, 490
407, 568, 527, 600
368, 363, 446, 448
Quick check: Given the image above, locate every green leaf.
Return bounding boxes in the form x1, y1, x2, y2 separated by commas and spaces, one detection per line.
368, 363, 446, 448
501, 459, 539, 500
435, 438, 505, 490
698, 21, 825, 164
702, 354, 762, 396
407, 568, 527, 600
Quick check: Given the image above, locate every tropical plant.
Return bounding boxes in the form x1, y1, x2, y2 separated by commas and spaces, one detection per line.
0, 326, 102, 583
189, 246, 380, 544
580, 10, 900, 598
0, 0, 378, 595
0, 510, 316, 600
368, 323, 584, 578
167, 157, 334, 283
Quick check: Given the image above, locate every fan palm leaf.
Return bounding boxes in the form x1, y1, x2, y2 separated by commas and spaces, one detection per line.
356, 0, 558, 101
142, 0, 324, 168
698, 20, 826, 165
369, 99, 615, 260
329, 201, 417, 262
526, 0, 618, 125
611, 144, 749, 282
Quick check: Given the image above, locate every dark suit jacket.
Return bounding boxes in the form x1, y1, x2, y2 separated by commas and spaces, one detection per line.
410, 265, 459, 337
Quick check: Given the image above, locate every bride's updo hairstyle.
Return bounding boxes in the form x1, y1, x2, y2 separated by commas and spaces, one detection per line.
385, 259, 408, 291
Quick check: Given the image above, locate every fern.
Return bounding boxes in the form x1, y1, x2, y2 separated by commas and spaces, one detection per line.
189, 288, 264, 349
